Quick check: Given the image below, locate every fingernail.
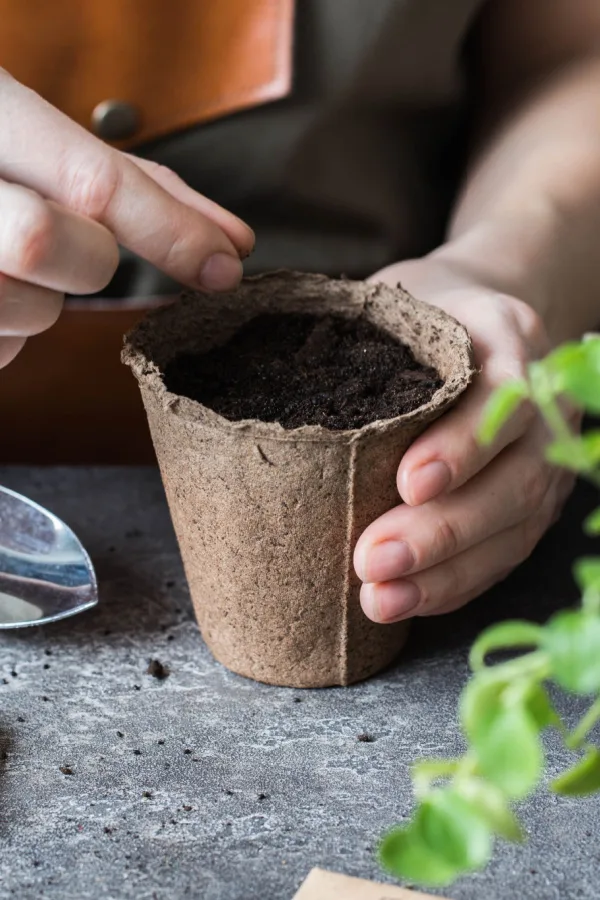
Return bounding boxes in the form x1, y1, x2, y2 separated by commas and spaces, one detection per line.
406, 460, 451, 505
199, 253, 243, 292
360, 580, 421, 623
357, 540, 414, 582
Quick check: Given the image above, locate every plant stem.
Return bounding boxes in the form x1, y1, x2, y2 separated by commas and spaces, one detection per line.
528, 363, 600, 483
567, 696, 600, 749
583, 589, 600, 616
542, 395, 580, 452
454, 753, 479, 785
495, 650, 552, 684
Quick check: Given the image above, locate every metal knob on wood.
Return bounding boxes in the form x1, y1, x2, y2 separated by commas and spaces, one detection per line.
91, 99, 140, 141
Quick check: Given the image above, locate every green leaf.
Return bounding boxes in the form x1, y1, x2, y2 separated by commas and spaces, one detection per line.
461, 665, 554, 750
566, 697, 600, 750
476, 705, 543, 799
552, 747, 600, 796
581, 432, 600, 463
469, 621, 544, 671
524, 683, 560, 730
412, 759, 459, 795
546, 441, 590, 471
584, 508, 600, 536
573, 557, 600, 596
548, 339, 600, 412
458, 778, 524, 842
478, 380, 529, 445
547, 432, 600, 472
542, 610, 600, 695
460, 669, 508, 744
543, 341, 591, 375
379, 827, 459, 887
417, 790, 492, 872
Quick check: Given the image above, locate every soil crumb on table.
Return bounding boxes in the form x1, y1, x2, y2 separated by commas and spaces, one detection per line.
164, 312, 443, 430
146, 659, 170, 680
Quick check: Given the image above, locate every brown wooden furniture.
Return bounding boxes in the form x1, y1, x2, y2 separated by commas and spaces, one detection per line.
0, 0, 294, 146
0, 299, 175, 464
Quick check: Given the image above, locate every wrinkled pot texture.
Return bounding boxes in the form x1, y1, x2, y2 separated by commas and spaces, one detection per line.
123, 272, 474, 687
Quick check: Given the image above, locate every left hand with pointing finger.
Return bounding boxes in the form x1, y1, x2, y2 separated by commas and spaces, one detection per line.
354, 255, 577, 624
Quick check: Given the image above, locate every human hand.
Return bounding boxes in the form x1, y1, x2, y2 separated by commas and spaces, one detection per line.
0, 71, 254, 368
354, 255, 577, 623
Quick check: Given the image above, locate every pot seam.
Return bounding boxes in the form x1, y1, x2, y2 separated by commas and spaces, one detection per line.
340, 440, 358, 686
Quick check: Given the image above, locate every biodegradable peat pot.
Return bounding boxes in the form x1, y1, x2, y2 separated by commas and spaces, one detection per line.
123, 272, 474, 688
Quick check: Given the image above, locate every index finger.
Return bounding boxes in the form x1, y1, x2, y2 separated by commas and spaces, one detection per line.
127, 154, 254, 260
0, 71, 250, 290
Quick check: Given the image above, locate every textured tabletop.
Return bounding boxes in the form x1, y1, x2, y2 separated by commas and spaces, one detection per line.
0, 466, 598, 900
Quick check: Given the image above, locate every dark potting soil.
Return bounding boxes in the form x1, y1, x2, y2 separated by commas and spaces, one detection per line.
164, 313, 443, 430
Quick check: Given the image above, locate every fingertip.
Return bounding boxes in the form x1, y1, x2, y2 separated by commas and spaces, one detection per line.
353, 539, 368, 582
200, 203, 254, 260
360, 583, 379, 622
218, 211, 254, 260
235, 222, 256, 260
125, 153, 255, 261
398, 459, 451, 506
198, 253, 243, 292
360, 580, 421, 623
355, 539, 415, 583
396, 465, 413, 505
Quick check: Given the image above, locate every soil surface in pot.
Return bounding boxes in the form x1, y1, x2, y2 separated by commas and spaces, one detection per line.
164, 313, 443, 430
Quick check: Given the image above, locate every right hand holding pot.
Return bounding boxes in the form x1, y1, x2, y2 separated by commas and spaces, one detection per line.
0, 70, 254, 368
355, 256, 576, 623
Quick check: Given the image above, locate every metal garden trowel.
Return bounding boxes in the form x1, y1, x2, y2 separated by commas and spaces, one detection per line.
0, 486, 98, 628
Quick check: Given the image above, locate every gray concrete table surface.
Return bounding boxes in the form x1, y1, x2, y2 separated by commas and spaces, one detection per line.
0, 466, 599, 900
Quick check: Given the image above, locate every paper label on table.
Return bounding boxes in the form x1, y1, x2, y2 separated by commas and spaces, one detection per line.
293, 868, 448, 900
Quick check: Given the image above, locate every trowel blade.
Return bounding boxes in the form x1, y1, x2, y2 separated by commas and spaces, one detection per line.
0, 486, 98, 628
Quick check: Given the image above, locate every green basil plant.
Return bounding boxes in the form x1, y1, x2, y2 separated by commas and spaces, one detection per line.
380, 335, 600, 887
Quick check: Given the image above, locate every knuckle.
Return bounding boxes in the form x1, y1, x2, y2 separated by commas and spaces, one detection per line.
486, 353, 529, 389
437, 558, 464, 606
64, 155, 121, 221
430, 515, 461, 563
521, 461, 552, 515
161, 228, 197, 271
414, 577, 431, 612
463, 425, 485, 465
418, 559, 464, 613
12, 198, 55, 276
512, 299, 550, 356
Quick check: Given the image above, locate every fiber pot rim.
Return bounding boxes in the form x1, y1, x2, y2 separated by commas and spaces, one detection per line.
123, 271, 475, 444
